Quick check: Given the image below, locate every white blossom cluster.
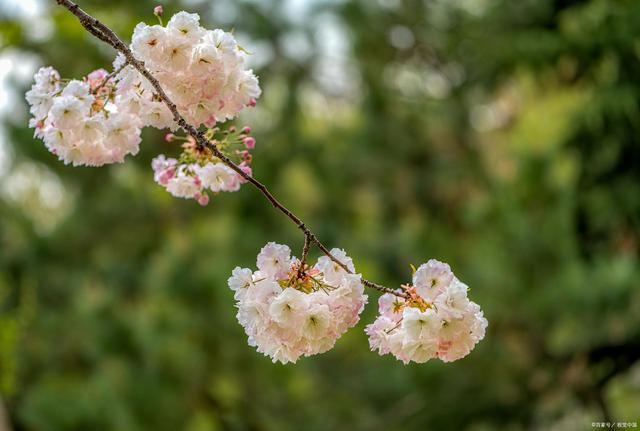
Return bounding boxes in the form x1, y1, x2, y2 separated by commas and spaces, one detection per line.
228, 243, 368, 364
117, 11, 261, 129
366, 259, 487, 364
26, 11, 260, 171
151, 154, 251, 206
26, 67, 142, 166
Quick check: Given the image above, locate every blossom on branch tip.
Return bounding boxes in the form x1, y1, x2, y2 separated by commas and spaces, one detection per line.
230, 243, 368, 364
365, 259, 487, 364
125, 12, 260, 127
26, 67, 143, 167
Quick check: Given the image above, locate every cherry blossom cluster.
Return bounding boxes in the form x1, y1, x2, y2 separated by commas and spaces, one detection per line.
151, 126, 255, 205
228, 242, 368, 364
365, 260, 487, 364
26, 67, 142, 166
26, 9, 261, 206
116, 11, 260, 129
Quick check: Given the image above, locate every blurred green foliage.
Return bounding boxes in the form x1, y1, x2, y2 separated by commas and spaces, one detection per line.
1, 0, 639, 430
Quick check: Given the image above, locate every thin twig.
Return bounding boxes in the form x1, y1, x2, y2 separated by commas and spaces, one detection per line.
53, 0, 409, 299
297, 233, 311, 278
91, 62, 125, 94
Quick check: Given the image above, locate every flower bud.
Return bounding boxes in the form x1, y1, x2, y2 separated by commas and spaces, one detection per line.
165, 133, 175, 142
153, 5, 164, 16
244, 137, 256, 149
239, 162, 252, 179
197, 193, 209, 206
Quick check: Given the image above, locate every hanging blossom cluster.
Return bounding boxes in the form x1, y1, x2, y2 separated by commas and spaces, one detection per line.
27, 3, 489, 366
26, 10, 260, 204
151, 126, 255, 205
26, 67, 143, 166
123, 11, 260, 129
365, 260, 488, 364
228, 243, 368, 364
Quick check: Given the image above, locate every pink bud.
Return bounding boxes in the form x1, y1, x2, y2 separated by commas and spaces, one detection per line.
197, 193, 209, 206
242, 126, 251, 134
243, 137, 256, 149
228, 126, 236, 133
239, 162, 252, 181
154, 5, 164, 16
165, 133, 174, 142
247, 98, 257, 107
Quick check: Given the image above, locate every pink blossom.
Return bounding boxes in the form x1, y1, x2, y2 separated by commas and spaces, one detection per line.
196, 193, 209, 206
244, 137, 256, 149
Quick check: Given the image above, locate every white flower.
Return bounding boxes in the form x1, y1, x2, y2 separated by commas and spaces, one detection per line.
61, 80, 94, 108
315, 248, 355, 286
434, 279, 470, 320
470, 305, 488, 342
42, 127, 66, 155
104, 113, 142, 157
191, 43, 223, 76
256, 242, 293, 280
302, 304, 332, 340
32, 66, 60, 93
167, 11, 203, 42
437, 320, 476, 363
269, 288, 309, 327
245, 278, 282, 303
402, 307, 441, 341
203, 29, 238, 60
195, 162, 240, 193
26, 91, 54, 121
270, 344, 300, 365
140, 101, 176, 130
49, 96, 85, 130
413, 259, 454, 301
364, 316, 396, 355
377, 293, 403, 321
400, 338, 438, 363
131, 24, 167, 66
236, 70, 261, 103
187, 99, 219, 127
163, 38, 193, 72
237, 300, 269, 333
165, 168, 201, 198
78, 116, 105, 143
26, 70, 59, 120
169, 80, 200, 106
228, 267, 253, 291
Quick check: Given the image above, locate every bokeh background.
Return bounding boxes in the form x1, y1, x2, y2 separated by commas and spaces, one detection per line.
1, 0, 639, 429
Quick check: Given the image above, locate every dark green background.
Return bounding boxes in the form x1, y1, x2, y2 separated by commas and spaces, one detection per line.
1, 0, 639, 429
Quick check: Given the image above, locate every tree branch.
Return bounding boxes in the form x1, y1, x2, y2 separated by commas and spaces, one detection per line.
53, 0, 409, 299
